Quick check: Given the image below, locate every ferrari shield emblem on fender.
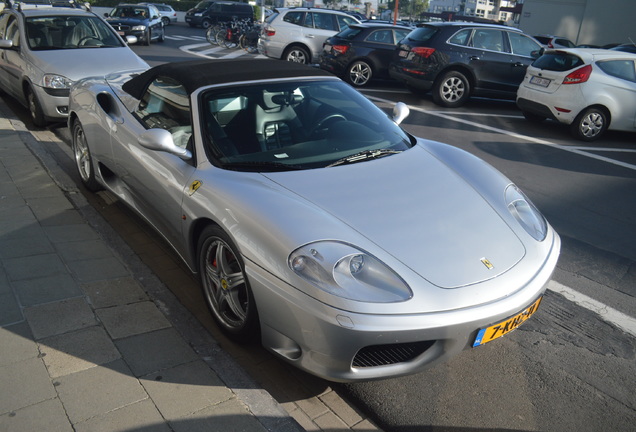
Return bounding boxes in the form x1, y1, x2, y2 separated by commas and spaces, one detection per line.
481, 258, 494, 270
188, 180, 202, 196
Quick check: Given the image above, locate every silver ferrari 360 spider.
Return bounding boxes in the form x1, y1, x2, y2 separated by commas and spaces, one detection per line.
68, 59, 560, 382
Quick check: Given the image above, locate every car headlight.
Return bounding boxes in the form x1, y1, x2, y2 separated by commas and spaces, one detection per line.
505, 184, 547, 241
43, 74, 73, 89
289, 241, 412, 303
132, 25, 147, 31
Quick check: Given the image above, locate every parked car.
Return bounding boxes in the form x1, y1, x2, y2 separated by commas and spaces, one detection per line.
258, 7, 360, 64
389, 22, 544, 107
140, 2, 177, 26
533, 35, 576, 49
319, 22, 412, 87
0, 3, 148, 126
185, 0, 253, 29
610, 44, 636, 54
104, 3, 165, 45
68, 58, 560, 382
517, 48, 636, 141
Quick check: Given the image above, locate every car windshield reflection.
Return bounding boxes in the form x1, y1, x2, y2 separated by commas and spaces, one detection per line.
201, 80, 414, 171
26, 16, 124, 50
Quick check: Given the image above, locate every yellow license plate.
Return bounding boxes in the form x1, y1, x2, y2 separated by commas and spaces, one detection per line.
473, 296, 543, 347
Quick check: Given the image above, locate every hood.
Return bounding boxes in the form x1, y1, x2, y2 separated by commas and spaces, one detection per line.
105, 16, 148, 25
263, 146, 526, 289
30, 49, 149, 83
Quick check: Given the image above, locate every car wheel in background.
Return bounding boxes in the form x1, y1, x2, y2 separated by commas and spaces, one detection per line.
571, 107, 608, 141
432, 70, 471, 108
161, 17, 170, 26
144, 28, 151, 45
71, 120, 102, 192
198, 225, 260, 342
347, 60, 373, 87
26, 86, 46, 127
283, 45, 310, 64
201, 18, 212, 29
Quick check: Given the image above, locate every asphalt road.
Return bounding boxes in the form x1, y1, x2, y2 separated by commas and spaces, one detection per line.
5, 22, 636, 431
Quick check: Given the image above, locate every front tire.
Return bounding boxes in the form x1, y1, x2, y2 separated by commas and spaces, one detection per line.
432, 70, 470, 108
198, 226, 259, 342
283, 45, 310, 64
26, 86, 46, 127
346, 60, 373, 87
144, 29, 151, 45
201, 19, 212, 30
71, 120, 101, 192
570, 107, 608, 141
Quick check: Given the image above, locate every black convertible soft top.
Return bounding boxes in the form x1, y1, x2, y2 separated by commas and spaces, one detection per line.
121, 59, 335, 99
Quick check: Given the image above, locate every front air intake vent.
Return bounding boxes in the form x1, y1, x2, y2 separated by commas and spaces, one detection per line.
352, 341, 435, 368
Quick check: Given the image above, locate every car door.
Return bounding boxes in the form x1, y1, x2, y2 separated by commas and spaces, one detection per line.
467, 28, 518, 94
0, 15, 26, 102
148, 5, 163, 37
595, 59, 636, 130
506, 31, 544, 87
363, 28, 409, 77
110, 75, 196, 249
302, 12, 340, 58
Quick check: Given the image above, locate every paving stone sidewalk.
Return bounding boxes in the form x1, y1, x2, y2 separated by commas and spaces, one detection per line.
0, 104, 303, 431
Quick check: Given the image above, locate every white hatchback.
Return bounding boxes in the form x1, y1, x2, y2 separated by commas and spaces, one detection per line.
517, 48, 636, 141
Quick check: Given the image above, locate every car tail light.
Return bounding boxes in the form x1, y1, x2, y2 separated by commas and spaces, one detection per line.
563, 64, 592, 84
332, 44, 349, 55
264, 26, 275, 37
411, 47, 435, 58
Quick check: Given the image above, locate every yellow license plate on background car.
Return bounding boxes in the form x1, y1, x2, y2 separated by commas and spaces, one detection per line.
473, 297, 543, 347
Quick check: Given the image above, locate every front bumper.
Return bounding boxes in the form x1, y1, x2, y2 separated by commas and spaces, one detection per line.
35, 85, 69, 121
248, 231, 561, 382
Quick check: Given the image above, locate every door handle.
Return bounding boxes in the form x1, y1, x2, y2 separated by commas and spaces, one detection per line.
306, 34, 315, 38
513, 62, 525, 67
469, 56, 479, 60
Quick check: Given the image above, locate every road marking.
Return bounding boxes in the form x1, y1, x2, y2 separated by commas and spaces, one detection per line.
165, 35, 206, 41
547, 281, 636, 338
368, 95, 636, 173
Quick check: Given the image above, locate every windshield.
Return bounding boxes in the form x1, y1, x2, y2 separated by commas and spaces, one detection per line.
109, 6, 150, 18
26, 16, 124, 50
194, 0, 213, 9
201, 80, 413, 171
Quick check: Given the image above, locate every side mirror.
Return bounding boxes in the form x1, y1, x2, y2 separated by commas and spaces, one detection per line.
0, 39, 14, 50
138, 129, 192, 161
392, 102, 410, 125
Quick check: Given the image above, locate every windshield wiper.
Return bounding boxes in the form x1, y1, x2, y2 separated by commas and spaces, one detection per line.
327, 149, 402, 168
221, 161, 304, 172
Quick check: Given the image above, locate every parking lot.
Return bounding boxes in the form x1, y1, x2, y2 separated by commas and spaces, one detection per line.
2, 19, 635, 431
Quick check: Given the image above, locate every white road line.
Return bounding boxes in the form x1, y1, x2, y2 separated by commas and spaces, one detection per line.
165, 35, 206, 41
368, 95, 636, 172
548, 281, 636, 338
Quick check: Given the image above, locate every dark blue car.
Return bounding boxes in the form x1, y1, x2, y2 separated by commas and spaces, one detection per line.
105, 3, 165, 45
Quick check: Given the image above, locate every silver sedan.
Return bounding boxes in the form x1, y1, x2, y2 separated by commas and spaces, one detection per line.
68, 59, 560, 382
0, 6, 147, 126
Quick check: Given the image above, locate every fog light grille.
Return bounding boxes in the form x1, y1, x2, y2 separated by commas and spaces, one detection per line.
352, 341, 435, 368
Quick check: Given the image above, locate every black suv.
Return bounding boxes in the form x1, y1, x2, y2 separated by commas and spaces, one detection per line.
389, 22, 543, 107
185, 0, 253, 29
